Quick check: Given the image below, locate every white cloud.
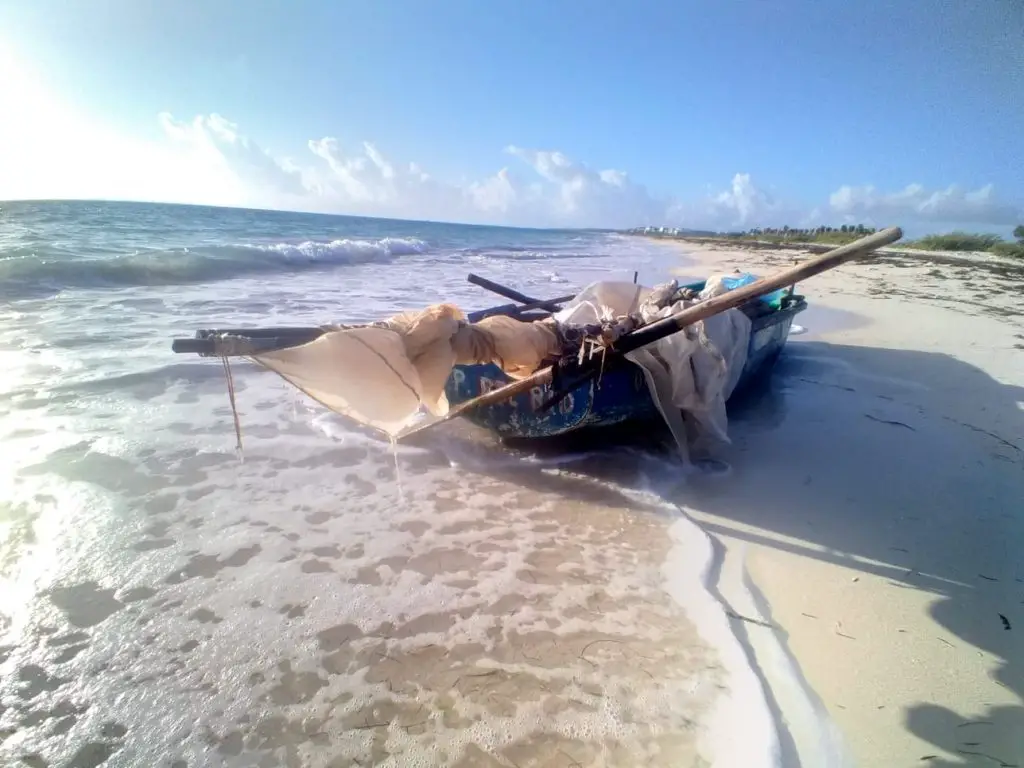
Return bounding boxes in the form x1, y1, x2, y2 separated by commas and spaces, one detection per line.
666, 176, 1022, 233
0, 57, 1018, 233
502, 146, 664, 226
159, 112, 307, 198
468, 168, 519, 216
666, 173, 803, 232
829, 182, 1020, 227
139, 117, 808, 231
303, 136, 476, 223
142, 116, 677, 228
712, 173, 777, 223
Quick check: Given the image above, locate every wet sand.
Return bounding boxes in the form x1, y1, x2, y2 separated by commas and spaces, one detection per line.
0, 407, 731, 767
667, 237, 1024, 767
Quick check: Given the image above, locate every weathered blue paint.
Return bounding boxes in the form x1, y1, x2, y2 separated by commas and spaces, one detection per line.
443, 283, 807, 440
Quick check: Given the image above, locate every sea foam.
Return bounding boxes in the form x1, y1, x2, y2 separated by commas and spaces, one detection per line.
662, 511, 782, 767
0, 236, 430, 295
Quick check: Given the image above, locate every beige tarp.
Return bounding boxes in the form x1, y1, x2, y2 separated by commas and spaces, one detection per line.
253, 303, 560, 437
252, 326, 434, 438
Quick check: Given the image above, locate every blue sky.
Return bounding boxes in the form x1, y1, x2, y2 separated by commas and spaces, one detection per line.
1, 0, 1022, 233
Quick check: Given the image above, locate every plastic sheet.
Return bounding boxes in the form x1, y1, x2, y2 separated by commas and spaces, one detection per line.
555, 280, 751, 462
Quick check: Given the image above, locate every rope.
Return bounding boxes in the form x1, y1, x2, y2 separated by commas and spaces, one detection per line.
221, 356, 243, 454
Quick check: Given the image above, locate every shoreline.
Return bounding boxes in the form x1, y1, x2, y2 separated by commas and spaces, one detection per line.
662, 504, 785, 767
659, 236, 1024, 766
635, 234, 1024, 277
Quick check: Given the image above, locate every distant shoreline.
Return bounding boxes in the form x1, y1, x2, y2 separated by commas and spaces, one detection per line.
626, 224, 1024, 261
631, 233, 1024, 276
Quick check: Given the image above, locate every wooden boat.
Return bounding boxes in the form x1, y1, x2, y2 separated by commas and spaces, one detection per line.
170, 276, 805, 444
170, 229, 903, 447
444, 279, 807, 440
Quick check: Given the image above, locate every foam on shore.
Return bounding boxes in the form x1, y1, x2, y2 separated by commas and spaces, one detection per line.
662, 510, 781, 768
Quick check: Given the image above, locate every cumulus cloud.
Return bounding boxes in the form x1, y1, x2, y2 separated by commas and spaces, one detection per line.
159, 112, 307, 198
145, 112, 1022, 232
5, 44, 1017, 231
665, 173, 803, 232
828, 183, 1020, 226
150, 113, 771, 230
503, 146, 664, 226
155, 113, 672, 228
303, 136, 475, 222
711, 173, 777, 223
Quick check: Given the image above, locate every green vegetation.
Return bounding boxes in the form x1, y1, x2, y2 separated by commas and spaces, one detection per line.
991, 241, 1024, 258
728, 223, 1024, 259
903, 232, 1002, 251
730, 223, 875, 246
903, 230, 1024, 258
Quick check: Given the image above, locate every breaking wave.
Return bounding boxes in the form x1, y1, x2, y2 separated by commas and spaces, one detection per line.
0, 237, 430, 295
456, 245, 617, 262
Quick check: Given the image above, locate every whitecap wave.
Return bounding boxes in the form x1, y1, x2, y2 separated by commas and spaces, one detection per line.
0, 236, 431, 296
254, 236, 428, 262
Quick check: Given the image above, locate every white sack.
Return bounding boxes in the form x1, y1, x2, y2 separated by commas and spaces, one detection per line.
555, 279, 752, 461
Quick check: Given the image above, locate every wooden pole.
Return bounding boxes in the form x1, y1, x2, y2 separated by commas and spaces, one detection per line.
468, 293, 576, 321
171, 292, 576, 356
398, 226, 902, 440
467, 273, 569, 312
617, 226, 901, 354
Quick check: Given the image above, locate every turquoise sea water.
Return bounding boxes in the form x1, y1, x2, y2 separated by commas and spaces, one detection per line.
0, 200, 639, 297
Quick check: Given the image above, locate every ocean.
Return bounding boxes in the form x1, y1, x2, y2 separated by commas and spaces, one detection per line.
0, 201, 776, 767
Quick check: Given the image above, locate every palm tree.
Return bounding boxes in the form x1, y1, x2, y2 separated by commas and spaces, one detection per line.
1013, 225, 1024, 241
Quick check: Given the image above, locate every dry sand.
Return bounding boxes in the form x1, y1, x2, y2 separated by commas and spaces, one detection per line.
667, 238, 1024, 767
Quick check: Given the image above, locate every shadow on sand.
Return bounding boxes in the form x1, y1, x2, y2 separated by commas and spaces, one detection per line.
409, 339, 1024, 767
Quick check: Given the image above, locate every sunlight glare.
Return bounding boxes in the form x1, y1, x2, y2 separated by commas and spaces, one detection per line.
0, 40, 237, 204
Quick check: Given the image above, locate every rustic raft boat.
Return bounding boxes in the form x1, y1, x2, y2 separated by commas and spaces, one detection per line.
170, 228, 903, 454
445, 278, 807, 440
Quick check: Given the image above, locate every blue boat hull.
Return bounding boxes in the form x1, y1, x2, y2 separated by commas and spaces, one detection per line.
443, 286, 807, 440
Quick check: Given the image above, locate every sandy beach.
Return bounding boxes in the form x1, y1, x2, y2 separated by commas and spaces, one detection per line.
664, 237, 1024, 767
2, 209, 1021, 768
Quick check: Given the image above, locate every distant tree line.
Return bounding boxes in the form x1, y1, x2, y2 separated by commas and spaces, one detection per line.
732, 223, 1024, 258
725, 223, 880, 247
743, 224, 877, 237
632, 223, 1024, 259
